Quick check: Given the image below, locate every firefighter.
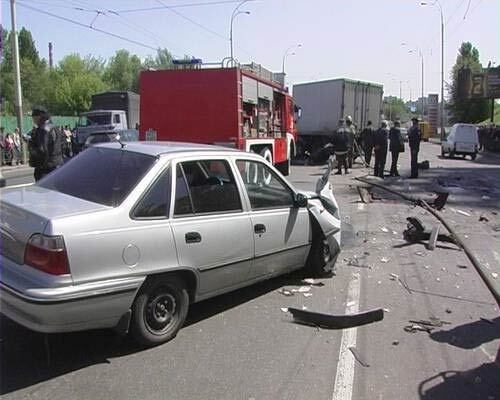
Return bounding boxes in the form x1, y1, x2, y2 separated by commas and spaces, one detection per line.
332, 119, 349, 174
389, 120, 405, 176
373, 120, 389, 178
408, 117, 421, 179
345, 115, 356, 168
360, 120, 375, 165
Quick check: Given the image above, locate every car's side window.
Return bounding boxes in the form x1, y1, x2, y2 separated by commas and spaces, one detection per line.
133, 167, 172, 219
174, 160, 242, 216
236, 160, 294, 209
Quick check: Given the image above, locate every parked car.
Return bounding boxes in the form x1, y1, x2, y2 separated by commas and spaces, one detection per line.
0, 142, 341, 346
441, 123, 479, 160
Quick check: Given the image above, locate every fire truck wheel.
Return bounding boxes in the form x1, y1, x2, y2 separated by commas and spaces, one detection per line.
260, 148, 273, 184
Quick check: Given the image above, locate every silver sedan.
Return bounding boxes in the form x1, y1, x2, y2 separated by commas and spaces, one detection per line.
0, 142, 341, 346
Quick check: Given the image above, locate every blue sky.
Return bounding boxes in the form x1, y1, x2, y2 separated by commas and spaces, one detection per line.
1, 0, 499, 101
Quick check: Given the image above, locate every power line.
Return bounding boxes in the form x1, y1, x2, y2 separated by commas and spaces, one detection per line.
13, 1, 159, 51
118, 0, 244, 14
463, 0, 472, 19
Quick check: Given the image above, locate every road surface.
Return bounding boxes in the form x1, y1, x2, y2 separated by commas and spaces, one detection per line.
1, 142, 499, 399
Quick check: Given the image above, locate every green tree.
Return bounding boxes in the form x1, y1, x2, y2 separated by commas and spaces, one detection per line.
18, 27, 41, 66
383, 96, 411, 122
449, 42, 491, 123
143, 48, 173, 70
104, 49, 142, 92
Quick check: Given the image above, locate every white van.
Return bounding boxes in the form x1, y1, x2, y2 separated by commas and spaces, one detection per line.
441, 123, 479, 160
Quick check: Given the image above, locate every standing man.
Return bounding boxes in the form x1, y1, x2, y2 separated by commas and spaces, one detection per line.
360, 120, 375, 165
389, 121, 404, 177
408, 117, 421, 179
332, 118, 349, 175
373, 120, 389, 178
28, 106, 64, 181
345, 115, 356, 168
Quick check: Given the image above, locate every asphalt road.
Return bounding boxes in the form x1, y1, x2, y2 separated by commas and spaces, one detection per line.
1, 142, 499, 400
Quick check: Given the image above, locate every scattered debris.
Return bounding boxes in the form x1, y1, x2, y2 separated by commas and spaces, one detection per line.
417, 160, 430, 170
302, 278, 325, 286
404, 324, 433, 333
392, 230, 398, 235
409, 317, 451, 328
278, 288, 294, 296
348, 346, 370, 367
427, 224, 440, 250
431, 192, 449, 210
357, 186, 372, 204
280, 307, 289, 313
380, 257, 389, 263
392, 340, 399, 346
436, 278, 441, 282
380, 227, 389, 233
287, 307, 384, 329
457, 264, 468, 269
383, 308, 390, 313
424, 265, 430, 269
389, 273, 399, 281
296, 286, 311, 293
492, 272, 498, 279
445, 308, 452, 314
481, 195, 491, 200
451, 208, 471, 217
479, 214, 489, 222
303, 293, 313, 298
404, 217, 455, 246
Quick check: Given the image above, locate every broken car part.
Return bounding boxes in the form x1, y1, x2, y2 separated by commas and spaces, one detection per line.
287, 307, 384, 329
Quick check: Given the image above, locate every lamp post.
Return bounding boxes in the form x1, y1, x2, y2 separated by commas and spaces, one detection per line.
421, 0, 445, 139
229, 1, 250, 67
282, 44, 302, 74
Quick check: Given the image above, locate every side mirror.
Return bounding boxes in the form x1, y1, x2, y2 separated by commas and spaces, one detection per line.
294, 192, 308, 208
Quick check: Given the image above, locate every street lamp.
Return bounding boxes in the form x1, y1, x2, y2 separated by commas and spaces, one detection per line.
402, 42, 425, 121
282, 44, 302, 74
421, 0, 445, 140
229, 1, 251, 67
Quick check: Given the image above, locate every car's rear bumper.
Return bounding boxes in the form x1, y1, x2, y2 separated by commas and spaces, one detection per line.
0, 276, 144, 333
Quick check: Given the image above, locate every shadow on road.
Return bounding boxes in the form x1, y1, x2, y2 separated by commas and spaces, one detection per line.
0, 271, 313, 395
429, 317, 500, 350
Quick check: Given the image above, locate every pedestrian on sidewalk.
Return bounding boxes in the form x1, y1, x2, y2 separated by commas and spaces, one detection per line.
373, 120, 389, 178
3, 133, 14, 166
389, 120, 405, 176
360, 120, 375, 165
28, 106, 64, 181
12, 128, 22, 165
408, 117, 421, 179
0, 127, 5, 166
332, 119, 349, 175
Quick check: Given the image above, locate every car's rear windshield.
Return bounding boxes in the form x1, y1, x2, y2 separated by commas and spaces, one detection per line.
39, 147, 156, 207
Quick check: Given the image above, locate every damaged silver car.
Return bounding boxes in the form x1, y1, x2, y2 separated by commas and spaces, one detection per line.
0, 142, 341, 346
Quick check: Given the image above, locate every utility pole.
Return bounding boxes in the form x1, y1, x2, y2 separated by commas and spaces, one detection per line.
440, 10, 445, 140
399, 80, 402, 100
49, 42, 53, 69
10, 0, 26, 163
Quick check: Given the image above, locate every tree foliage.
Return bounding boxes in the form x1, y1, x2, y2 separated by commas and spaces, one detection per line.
449, 42, 491, 123
383, 96, 413, 122
0, 28, 177, 116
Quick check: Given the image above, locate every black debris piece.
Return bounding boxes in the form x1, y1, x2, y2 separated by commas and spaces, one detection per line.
287, 307, 384, 329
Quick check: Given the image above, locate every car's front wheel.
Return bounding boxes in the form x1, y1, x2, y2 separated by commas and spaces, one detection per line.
130, 275, 189, 346
441, 148, 446, 157
306, 234, 333, 277
471, 153, 477, 160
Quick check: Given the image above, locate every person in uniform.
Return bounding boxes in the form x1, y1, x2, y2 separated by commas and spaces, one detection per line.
332, 119, 349, 175
345, 115, 356, 168
373, 120, 389, 178
360, 120, 375, 165
408, 117, 421, 179
389, 120, 404, 177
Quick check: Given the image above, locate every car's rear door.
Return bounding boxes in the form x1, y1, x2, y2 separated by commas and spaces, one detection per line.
235, 159, 311, 279
170, 158, 254, 296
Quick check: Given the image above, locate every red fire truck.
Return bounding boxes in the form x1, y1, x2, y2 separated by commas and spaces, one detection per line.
139, 61, 298, 175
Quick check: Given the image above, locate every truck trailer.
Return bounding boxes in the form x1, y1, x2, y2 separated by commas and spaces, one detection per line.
293, 78, 383, 157
139, 62, 298, 175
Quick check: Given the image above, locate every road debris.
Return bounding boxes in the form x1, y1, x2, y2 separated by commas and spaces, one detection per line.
451, 208, 471, 217
479, 214, 489, 222
295, 286, 311, 293
427, 224, 440, 250
457, 264, 468, 269
403, 217, 455, 246
380, 227, 389, 233
481, 195, 491, 200
392, 340, 399, 346
404, 324, 433, 333
278, 289, 294, 296
356, 186, 372, 204
280, 307, 289, 313
445, 308, 452, 314
409, 317, 451, 328
389, 273, 399, 281
302, 278, 325, 287
287, 307, 384, 329
303, 293, 313, 298
380, 257, 389, 263
348, 346, 370, 367
492, 272, 498, 279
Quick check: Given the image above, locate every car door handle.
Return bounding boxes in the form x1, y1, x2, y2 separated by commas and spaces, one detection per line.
185, 232, 202, 243
254, 224, 266, 234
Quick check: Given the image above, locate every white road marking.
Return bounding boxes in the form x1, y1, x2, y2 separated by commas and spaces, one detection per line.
332, 272, 360, 400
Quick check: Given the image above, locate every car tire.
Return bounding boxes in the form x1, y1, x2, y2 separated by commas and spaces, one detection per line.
449, 151, 455, 158
441, 148, 445, 157
130, 275, 189, 347
306, 234, 332, 277
471, 153, 477, 160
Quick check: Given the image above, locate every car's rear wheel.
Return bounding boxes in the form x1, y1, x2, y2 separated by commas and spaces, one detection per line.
471, 153, 477, 160
441, 148, 445, 157
130, 275, 189, 346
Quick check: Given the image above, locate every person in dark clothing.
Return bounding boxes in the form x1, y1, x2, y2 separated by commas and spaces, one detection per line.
373, 120, 389, 178
345, 115, 356, 168
360, 120, 375, 165
28, 106, 64, 181
408, 117, 421, 178
332, 119, 349, 174
389, 120, 405, 176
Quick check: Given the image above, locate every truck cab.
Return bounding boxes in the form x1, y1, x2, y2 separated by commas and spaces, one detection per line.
76, 110, 128, 148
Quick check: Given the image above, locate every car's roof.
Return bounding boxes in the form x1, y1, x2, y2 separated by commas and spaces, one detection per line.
97, 141, 243, 157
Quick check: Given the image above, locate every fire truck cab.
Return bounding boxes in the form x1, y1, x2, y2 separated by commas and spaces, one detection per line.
139, 61, 297, 175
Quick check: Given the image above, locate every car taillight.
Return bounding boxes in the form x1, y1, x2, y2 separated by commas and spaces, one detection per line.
24, 234, 70, 275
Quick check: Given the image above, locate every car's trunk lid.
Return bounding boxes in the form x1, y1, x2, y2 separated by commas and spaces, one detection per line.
0, 185, 109, 264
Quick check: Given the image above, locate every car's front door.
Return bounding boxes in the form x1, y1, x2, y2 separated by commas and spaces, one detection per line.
170, 159, 254, 296
235, 159, 311, 278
